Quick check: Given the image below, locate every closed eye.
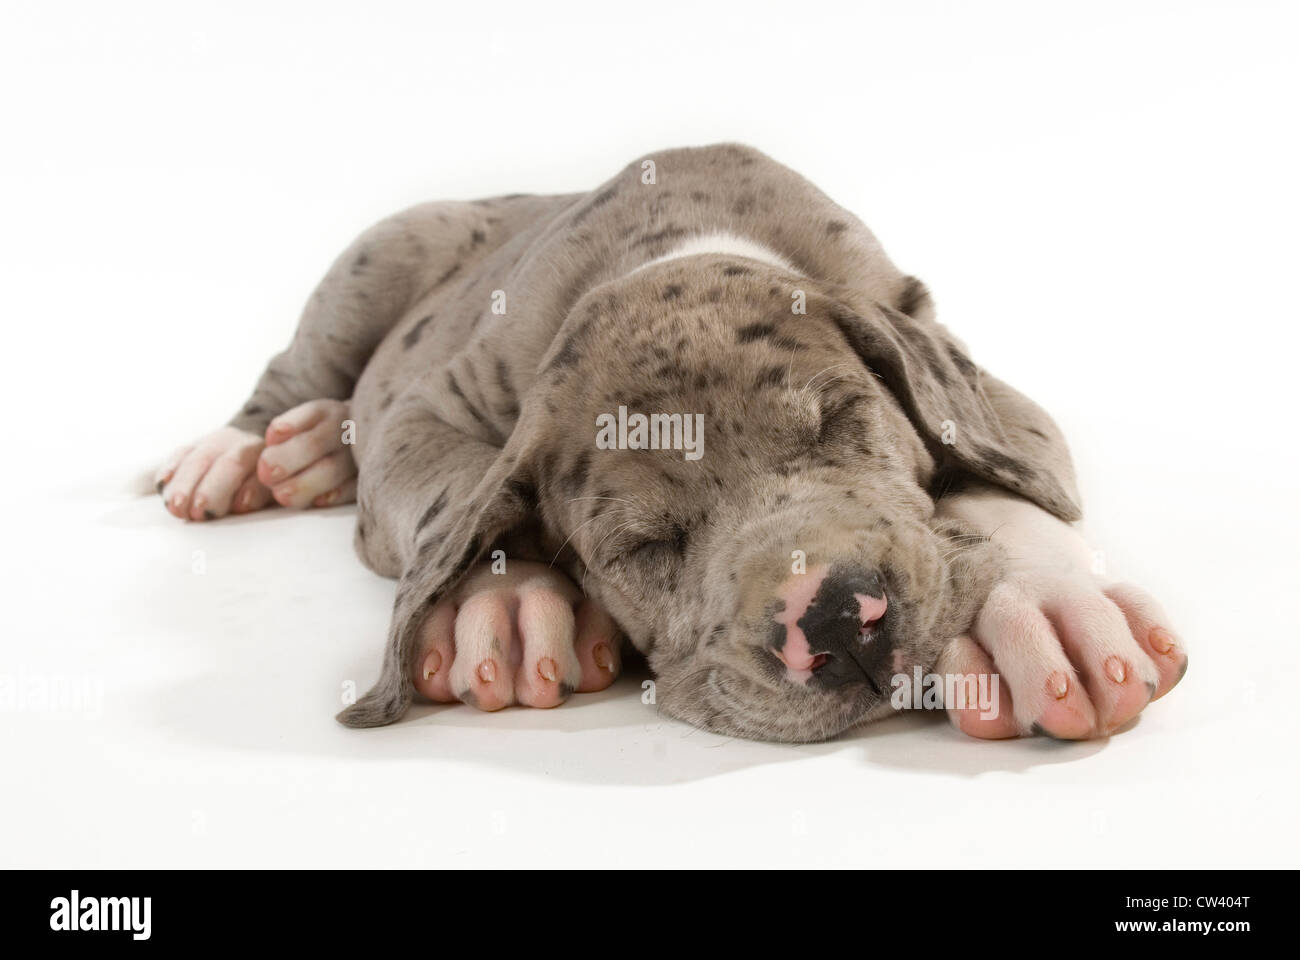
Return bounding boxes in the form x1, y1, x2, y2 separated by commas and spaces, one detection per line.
609, 523, 690, 566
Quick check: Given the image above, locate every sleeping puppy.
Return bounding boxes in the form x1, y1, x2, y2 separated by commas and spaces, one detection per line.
156, 143, 1186, 742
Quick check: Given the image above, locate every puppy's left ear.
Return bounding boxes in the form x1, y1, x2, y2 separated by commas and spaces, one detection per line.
827, 284, 1082, 521
335, 423, 540, 729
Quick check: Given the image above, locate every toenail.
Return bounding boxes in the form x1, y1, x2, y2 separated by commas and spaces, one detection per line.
592, 643, 614, 672
171, 494, 185, 509
269, 466, 284, 481
538, 657, 559, 683
1105, 657, 1127, 684
237, 490, 252, 509
1149, 627, 1175, 654
477, 659, 497, 684
1047, 672, 1069, 699
421, 651, 442, 681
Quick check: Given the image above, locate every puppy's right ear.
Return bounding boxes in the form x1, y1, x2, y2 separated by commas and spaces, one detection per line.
335, 424, 540, 729
825, 286, 1083, 522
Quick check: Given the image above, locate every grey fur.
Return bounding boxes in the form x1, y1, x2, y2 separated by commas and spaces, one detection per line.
228, 143, 1080, 742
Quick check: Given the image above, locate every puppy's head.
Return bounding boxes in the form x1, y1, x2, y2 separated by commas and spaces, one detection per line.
339, 256, 1081, 741
517, 257, 1078, 741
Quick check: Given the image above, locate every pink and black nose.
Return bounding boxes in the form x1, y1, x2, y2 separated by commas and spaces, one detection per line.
771, 564, 891, 691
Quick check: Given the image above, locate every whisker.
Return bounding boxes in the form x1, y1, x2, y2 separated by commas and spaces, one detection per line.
580, 518, 641, 593
549, 510, 615, 566
803, 361, 857, 393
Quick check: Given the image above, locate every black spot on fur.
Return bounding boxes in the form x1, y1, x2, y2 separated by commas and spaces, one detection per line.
506, 478, 537, 510
826, 221, 848, 236
548, 334, 581, 370
888, 308, 952, 387
471, 229, 486, 245
547, 313, 598, 372
730, 194, 756, 216
402, 314, 434, 350
415, 489, 450, 534
896, 276, 927, 317
350, 251, 370, 275
664, 523, 690, 558
437, 534, 483, 589
946, 344, 978, 378
434, 263, 461, 287
446, 371, 489, 429
571, 187, 618, 225
563, 451, 592, 494
817, 395, 863, 445
494, 359, 519, 417
737, 322, 777, 343
756, 365, 786, 389
973, 443, 1031, 478
634, 225, 689, 248
662, 284, 684, 301
242, 402, 264, 416
722, 264, 750, 276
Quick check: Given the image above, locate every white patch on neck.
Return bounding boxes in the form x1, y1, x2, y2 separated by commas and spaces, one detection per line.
629, 231, 801, 276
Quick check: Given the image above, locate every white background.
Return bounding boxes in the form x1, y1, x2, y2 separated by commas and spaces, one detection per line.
2, 0, 1297, 867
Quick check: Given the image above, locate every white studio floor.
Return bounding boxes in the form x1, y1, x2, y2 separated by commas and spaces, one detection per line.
1, 446, 1294, 868
3, 1, 1298, 869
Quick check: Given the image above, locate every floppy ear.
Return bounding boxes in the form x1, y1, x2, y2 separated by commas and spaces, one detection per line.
826, 284, 1082, 521
335, 428, 538, 729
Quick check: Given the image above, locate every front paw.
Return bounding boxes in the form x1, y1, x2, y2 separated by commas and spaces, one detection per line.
410, 560, 621, 711
938, 577, 1187, 740
257, 399, 358, 508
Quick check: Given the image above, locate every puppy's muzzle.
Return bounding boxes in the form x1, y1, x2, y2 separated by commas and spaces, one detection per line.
771, 563, 892, 692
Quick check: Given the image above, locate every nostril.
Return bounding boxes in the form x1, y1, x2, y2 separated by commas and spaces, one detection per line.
856, 591, 888, 632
